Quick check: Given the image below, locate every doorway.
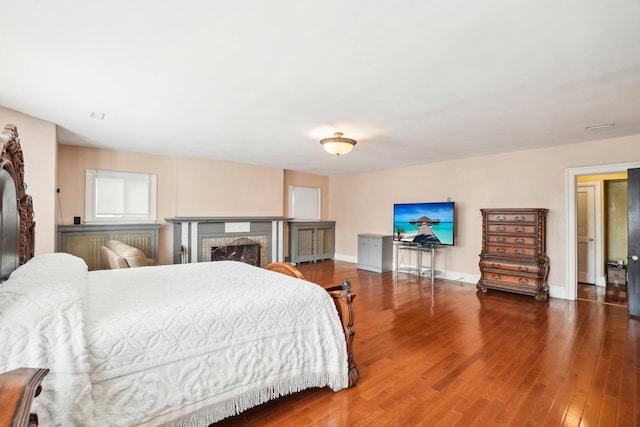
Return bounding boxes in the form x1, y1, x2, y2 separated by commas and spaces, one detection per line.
566, 162, 640, 301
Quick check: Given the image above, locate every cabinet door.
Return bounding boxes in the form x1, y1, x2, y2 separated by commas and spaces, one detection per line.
316, 227, 333, 257
358, 236, 371, 266
295, 227, 315, 261
369, 238, 383, 268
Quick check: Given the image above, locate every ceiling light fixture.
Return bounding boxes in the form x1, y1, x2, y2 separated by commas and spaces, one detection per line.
585, 123, 615, 130
319, 132, 357, 156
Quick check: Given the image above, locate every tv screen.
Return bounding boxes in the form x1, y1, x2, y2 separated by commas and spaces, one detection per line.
393, 201, 455, 246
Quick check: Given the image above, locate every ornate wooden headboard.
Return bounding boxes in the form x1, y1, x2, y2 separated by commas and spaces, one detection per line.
0, 124, 35, 279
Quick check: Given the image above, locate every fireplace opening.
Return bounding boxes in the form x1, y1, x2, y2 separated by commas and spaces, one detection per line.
211, 238, 261, 266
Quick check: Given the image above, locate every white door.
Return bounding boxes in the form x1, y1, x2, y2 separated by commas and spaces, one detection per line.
577, 185, 596, 284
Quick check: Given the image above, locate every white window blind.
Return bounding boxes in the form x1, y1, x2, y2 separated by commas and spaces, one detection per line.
86, 170, 157, 222
288, 185, 321, 220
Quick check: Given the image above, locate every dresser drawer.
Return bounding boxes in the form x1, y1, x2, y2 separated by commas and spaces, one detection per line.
487, 212, 537, 223
480, 259, 541, 274
487, 235, 536, 245
483, 271, 538, 287
487, 224, 536, 234
486, 245, 537, 257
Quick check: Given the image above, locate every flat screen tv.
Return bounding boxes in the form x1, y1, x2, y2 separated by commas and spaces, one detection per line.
393, 201, 455, 246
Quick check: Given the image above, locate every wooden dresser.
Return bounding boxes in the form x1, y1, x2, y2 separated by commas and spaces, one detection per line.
477, 208, 550, 301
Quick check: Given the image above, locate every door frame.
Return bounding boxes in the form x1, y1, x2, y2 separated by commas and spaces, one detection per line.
577, 182, 602, 286
566, 161, 640, 300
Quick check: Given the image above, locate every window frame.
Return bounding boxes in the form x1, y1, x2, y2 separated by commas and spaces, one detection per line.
85, 169, 157, 223
288, 185, 321, 220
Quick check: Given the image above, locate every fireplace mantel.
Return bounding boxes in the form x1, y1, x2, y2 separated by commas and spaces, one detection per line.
166, 217, 289, 265
167, 216, 290, 222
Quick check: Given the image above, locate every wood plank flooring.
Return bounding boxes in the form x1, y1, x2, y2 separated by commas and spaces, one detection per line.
215, 261, 639, 426
578, 282, 628, 306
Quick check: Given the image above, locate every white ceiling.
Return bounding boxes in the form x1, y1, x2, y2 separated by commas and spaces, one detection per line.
1, 1, 639, 175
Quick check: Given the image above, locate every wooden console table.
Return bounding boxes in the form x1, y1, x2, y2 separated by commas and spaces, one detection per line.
0, 368, 49, 427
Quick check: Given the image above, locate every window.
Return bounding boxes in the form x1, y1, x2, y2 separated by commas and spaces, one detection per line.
85, 169, 157, 223
288, 185, 321, 220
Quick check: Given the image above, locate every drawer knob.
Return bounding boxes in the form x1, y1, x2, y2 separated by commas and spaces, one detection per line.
515, 238, 525, 244
515, 227, 525, 233
518, 278, 529, 284
492, 274, 501, 279
496, 215, 507, 221
497, 226, 506, 232
514, 216, 525, 221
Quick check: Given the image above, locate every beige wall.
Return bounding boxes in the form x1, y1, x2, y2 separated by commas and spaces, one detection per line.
56, 150, 324, 264
57, 145, 177, 264
283, 170, 330, 220
0, 107, 57, 254
330, 134, 640, 294
57, 146, 285, 264
175, 156, 283, 217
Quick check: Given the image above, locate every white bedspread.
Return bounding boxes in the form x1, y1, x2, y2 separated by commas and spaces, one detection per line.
0, 254, 348, 426
0, 253, 95, 425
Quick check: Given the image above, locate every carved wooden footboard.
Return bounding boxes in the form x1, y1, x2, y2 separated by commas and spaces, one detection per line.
265, 262, 359, 387
325, 280, 359, 387
0, 368, 49, 427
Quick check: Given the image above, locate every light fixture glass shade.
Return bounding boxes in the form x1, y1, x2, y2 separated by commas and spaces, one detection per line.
320, 132, 357, 156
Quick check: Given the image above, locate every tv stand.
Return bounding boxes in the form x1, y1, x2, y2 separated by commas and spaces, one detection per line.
394, 241, 446, 284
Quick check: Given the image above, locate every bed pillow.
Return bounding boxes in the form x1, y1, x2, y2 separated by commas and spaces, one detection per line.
105, 240, 148, 268
8, 252, 88, 282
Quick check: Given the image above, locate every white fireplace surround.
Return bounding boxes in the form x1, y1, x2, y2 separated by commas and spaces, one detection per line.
166, 217, 287, 265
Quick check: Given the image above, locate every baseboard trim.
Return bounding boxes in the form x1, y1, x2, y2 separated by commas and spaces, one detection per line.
549, 284, 571, 300
334, 253, 357, 264
335, 254, 572, 300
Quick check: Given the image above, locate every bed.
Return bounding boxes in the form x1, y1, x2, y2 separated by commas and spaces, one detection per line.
0, 124, 358, 426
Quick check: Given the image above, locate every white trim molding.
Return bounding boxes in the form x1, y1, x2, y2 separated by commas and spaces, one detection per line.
565, 162, 640, 300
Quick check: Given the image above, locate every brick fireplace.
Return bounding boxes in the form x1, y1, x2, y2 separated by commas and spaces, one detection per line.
167, 217, 287, 266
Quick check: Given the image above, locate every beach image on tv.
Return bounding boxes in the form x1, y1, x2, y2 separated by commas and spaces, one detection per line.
393, 202, 455, 246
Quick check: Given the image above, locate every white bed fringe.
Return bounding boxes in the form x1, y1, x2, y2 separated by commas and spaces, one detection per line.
159, 373, 347, 427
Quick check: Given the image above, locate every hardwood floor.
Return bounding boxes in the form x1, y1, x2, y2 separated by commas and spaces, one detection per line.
216, 261, 639, 427
578, 282, 628, 306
